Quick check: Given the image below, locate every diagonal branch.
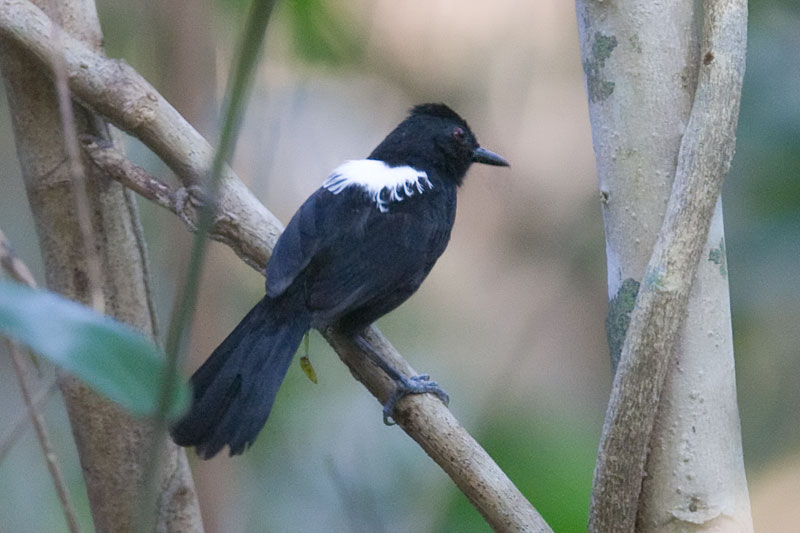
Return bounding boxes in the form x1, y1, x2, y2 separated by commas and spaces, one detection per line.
0, 378, 58, 464
0, 228, 37, 287
80, 136, 266, 272
0, 0, 552, 530
587, 0, 748, 530
8, 341, 81, 533
0, 0, 281, 270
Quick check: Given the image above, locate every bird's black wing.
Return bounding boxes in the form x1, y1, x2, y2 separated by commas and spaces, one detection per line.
303, 189, 456, 330
266, 182, 456, 330
265, 187, 350, 299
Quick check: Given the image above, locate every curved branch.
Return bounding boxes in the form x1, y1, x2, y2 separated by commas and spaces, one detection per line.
0, 0, 283, 269
0, 1, 552, 530
587, 0, 748, 530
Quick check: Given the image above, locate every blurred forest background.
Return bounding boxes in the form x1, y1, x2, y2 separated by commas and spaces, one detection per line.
0, 1, 797, 531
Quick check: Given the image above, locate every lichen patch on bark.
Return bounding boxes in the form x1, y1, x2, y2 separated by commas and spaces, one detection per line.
583, 31, 618, 102
606, 277, 640, 373
707, 238, 728, 278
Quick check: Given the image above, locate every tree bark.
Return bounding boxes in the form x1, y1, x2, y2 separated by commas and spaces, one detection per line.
577, 0, 751, 530
0, 0, 202, 531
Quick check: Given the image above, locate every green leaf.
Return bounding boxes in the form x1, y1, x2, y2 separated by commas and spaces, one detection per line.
0, 281, 188, 418
285, 0, 364, 65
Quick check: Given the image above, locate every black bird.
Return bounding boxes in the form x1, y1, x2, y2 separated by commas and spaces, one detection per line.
170, 103, 509, 459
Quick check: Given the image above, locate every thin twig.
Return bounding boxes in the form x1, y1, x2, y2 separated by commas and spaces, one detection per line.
80, 137, 178, 211
0, 228, 37, 288
8, 341, 80, 533
0, 378, 58, 463
48, 20, 104, 313
0, 228, 80, 531
0, 227, 42, 369
81, 137, 264, 270
588, 0, 747, 530
0, 2, 551, 529
325, 329, 551, 532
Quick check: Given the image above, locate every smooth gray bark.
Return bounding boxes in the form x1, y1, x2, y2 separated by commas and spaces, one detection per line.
576, 0, 752, 531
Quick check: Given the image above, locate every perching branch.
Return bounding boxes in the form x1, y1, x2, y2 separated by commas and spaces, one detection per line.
0, 0, 551, 530
586, 0, 748, 531
80, 143, 551, 533
325, 329, 550, 532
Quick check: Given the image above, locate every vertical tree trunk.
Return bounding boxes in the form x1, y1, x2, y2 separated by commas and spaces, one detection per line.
0, 1, 203, 531
576, 1, 752, 530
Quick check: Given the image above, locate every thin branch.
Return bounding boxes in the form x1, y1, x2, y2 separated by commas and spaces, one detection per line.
0, 2, 551, 529
325, 329, 551, 532
1, 228, 41, 374
8, 341, 81, 533
81, 137, 262, 271
1, 229, 80, 532
0, 228, 37, 287
0, 378, 58, 463
588, 0, 747, 530
48, 21, 104, 313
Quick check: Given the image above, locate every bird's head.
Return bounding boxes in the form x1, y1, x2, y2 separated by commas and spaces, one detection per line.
369, 103, 509, 186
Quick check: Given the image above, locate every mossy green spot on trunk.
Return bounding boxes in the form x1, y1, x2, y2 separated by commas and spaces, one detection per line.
708, 238, 728, 278
583, 32, 618, 102
606, 278, 640, 374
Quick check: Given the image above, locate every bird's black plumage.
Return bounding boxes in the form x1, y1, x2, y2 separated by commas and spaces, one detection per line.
170, 103, 509, 458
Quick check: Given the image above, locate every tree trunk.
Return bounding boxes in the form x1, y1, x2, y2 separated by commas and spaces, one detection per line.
576, 0, 752, 530
0, 0, 203, 531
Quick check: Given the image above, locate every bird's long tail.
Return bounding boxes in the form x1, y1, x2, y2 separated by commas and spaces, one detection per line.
170, 297, 310, 459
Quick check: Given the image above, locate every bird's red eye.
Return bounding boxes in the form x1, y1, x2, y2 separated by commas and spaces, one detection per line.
452, 126, 466, 144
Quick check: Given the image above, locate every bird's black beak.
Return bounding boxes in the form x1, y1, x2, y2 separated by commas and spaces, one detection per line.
471, 146, 510, 167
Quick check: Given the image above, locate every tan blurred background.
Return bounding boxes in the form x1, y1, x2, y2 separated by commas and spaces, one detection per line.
1, 1, 798, 531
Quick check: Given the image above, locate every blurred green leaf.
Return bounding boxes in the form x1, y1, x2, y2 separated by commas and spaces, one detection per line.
438, 409, 597, 532
285, 0, 364, 65
0, 281, 188, 418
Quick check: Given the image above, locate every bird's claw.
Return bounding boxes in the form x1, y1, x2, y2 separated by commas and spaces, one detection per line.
172, 185, 211, 228
173, 184, 208, 211
382, 374, 450, 426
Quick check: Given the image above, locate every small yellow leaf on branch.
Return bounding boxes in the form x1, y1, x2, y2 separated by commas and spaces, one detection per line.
300, 356, 318, 384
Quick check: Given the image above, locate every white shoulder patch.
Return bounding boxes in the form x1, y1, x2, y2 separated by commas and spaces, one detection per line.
322, 159, 433, 213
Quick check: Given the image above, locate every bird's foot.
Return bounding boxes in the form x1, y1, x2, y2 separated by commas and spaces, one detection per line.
382, 374, 449, 425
